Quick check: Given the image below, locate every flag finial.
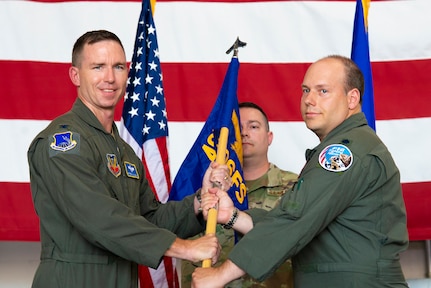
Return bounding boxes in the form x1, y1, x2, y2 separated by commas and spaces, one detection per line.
226, 37, 247, 57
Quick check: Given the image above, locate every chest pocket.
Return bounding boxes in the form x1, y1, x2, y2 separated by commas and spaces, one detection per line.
276, 179, 306, 219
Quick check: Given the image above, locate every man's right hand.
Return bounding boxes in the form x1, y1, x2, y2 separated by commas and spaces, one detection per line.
165, 234, 220, 265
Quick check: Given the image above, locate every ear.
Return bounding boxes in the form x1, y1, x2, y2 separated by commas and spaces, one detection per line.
267, 131, 274, 146
69, 66, 80, 87
347, 88, 361, 110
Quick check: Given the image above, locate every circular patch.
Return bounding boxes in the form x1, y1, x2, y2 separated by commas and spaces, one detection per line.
318, 144, 353, 172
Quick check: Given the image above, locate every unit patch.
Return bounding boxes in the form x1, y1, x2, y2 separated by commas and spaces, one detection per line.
106, 154, 121, 177
124, 162, 139, 179
318, 144, 353, 172
50, 131, 78, 152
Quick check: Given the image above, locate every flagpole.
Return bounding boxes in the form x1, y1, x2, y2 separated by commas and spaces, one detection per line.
202, 127, 229, 268
202, 38, 246, 268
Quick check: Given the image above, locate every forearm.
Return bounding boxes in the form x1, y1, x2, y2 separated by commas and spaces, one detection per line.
165, 238, 193, 261
229, 210, 254, 235
219, 259, 246, 284
192, 259, 246, 287
165, 234, 220, 263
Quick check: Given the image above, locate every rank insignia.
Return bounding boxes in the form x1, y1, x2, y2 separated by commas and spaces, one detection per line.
50, 131, 77, 152
319, 144, 353, 172
106, 154, 121, 177
124, 162, 139, 179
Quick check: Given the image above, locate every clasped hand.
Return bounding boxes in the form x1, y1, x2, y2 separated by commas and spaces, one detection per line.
200, 162, 235, 224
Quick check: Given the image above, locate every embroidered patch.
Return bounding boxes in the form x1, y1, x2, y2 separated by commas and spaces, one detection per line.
318, 144, 353, 172
106, 154, 121, 177
50, 131, 77, 152
124, 162, 139, 179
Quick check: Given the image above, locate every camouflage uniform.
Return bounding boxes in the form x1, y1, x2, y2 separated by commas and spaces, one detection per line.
181, 163, 298, 288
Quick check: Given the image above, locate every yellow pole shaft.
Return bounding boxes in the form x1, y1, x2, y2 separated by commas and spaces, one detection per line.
202, 127, 229, 268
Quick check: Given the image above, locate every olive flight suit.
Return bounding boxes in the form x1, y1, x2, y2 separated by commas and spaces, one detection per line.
228, 113, 409, 288
28, 99, 205, 288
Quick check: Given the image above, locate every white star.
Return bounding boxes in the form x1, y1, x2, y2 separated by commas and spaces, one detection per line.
159, 73, 163, 81
128, 107, 139, 118
142, 124, 150, 135
135, 62, 142, 72
153, 48, 160, 58
158, 120, 166, 130
145, 74, 153, 84
148, 61, 157, 71
133, 77, 141, 87
153, 48, 160, 59
145, 110, 156, 121
155, 85, 163, 94
150, 96, 160, 107
148, 24, 155, 35
124, 92, 129, 102
131, 92, 140, 102
146, 39, 152, 49
138, 31, 144, 41
162, 108, 167, 118
137, 46, 143, 57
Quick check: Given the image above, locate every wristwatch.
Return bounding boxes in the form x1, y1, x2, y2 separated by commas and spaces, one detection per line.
195, 189, 202, 203
195, 189, 202, 212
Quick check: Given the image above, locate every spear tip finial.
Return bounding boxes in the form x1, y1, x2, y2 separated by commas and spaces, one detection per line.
226, 37, 247, 57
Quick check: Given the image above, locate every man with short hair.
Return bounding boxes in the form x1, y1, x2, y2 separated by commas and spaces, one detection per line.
182, 101, 297, 287
192, 55, 409, 288
27, 30, 227, 288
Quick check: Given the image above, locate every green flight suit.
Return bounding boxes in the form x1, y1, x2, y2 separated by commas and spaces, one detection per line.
229, 113, 409, 288
28, 99, 204, 288
181, 164, 298, 287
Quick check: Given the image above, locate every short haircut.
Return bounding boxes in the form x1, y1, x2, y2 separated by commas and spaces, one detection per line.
239, 101, 270, 131
324, 55, 365, 104
72, 30, 125, 67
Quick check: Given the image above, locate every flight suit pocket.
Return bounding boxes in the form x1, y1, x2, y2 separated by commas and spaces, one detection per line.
277, 178, 306, 219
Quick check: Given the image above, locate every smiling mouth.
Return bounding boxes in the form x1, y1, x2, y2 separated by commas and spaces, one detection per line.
305, 111, 320, 117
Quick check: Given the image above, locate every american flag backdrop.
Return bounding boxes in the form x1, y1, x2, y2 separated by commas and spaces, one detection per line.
1, 0, 431, 269
118, 1, 177, 287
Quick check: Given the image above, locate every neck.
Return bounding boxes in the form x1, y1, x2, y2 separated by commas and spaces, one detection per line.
243, 157, 270, 181
79, 97, 115, 133
91, 108, 115, 133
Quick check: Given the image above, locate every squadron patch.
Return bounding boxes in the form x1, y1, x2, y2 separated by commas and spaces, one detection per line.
124, 162, 139, 179
50, 131, 78, 152
319, 144, 353, 172
106, 154, 121, 177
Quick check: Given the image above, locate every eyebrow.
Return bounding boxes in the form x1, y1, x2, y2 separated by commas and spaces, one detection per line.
245, 120, 262, 126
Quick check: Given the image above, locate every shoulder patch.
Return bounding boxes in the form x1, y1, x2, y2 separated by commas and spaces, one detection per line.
124, 162, 139, 179
319, 144, 353, 172
106, 154, 121, 177
50, 131, 78, 152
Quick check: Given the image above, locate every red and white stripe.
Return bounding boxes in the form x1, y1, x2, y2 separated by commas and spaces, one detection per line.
1, 0, 430, 246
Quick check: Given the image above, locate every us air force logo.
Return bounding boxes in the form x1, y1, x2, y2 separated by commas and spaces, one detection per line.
319, 144, 353, 172
50, 131, 77, 152
124, 162, 139, 179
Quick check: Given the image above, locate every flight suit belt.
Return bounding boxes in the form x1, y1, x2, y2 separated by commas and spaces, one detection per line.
295, 260, 403, 276
41, 243, 119, 264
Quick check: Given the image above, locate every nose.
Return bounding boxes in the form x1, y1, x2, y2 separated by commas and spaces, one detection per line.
302, 91, 316, 106
105, 67, 115, 83
240, 125, 248, 138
